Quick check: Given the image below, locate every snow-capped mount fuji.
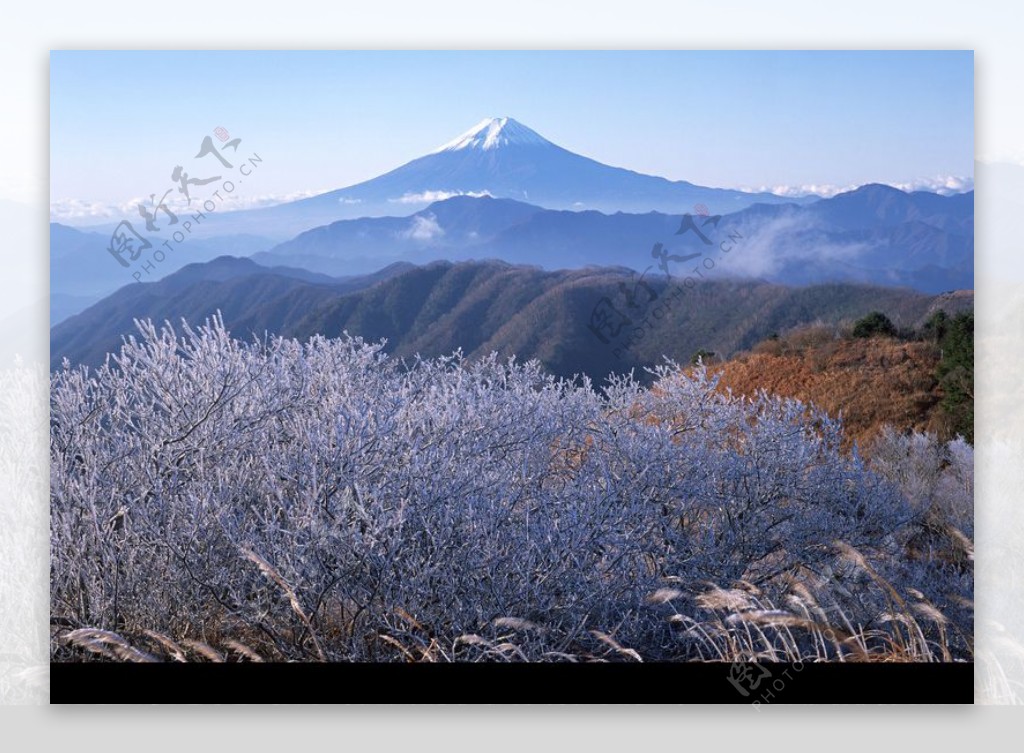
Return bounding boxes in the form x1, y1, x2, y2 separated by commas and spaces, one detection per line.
430, 117, 554, 152
299, 116, 806, 219
178, 116, 811, 238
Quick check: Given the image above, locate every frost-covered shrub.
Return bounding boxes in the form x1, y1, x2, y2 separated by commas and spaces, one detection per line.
862, 426, 974, 656
50, 317, 963, 661
866, 426, 973, 536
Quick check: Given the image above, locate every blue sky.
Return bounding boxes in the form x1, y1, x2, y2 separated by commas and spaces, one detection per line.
50, 50, 973, 221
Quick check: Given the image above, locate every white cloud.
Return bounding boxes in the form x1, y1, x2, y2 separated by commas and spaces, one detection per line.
389, 190, 491, 204
400, 213, 445, 241
739, 183, 855, 198
891, 175, 975, 195
48, 198, 123, 223
719, 213, 871, 279
739, 175, 974, 199
49, 189, 328, 224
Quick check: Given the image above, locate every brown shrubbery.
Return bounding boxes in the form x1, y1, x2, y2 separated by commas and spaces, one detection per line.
710, 324, 949, 449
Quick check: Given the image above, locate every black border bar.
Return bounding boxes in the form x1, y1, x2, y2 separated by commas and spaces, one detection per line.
50, 661, 973, 704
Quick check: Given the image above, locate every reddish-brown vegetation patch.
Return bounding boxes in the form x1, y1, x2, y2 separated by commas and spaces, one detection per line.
706, 328, 945, 448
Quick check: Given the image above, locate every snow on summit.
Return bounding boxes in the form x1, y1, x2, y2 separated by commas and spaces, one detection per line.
432, 117, 552, 153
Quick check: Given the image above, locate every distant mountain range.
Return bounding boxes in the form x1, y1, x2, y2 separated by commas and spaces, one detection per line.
66, 117, 810, 240
253, 184, 973, 292
234, 117, 808, 235
50, 115, 974, 375
51, 117, 973, 326
51, 256, 970, 383
50, 183, 973, 331
51, 116, 805, 318
50, 223, 274, 322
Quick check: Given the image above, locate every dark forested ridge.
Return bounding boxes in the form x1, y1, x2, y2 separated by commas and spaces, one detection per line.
51, 256, 972, 384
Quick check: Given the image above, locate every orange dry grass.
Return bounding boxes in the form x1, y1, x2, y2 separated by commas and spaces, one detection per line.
706, 333, 943, 448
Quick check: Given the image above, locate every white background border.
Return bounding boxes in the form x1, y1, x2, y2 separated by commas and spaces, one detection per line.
2, 0, 1021, 749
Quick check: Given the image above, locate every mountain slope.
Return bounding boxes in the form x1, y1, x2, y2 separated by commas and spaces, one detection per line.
298, 117, 796, 214
52, 257, 969, 384
708, 323, 974, 447
50, 223, 275, 320
50, 257, 413, 368
98, 117, 808, 239
254, 186, 974, 291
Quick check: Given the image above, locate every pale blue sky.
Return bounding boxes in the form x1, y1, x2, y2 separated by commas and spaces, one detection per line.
50, 50, 973, 218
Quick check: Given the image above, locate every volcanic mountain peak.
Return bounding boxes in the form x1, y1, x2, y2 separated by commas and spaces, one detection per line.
431, 117, 553, 153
